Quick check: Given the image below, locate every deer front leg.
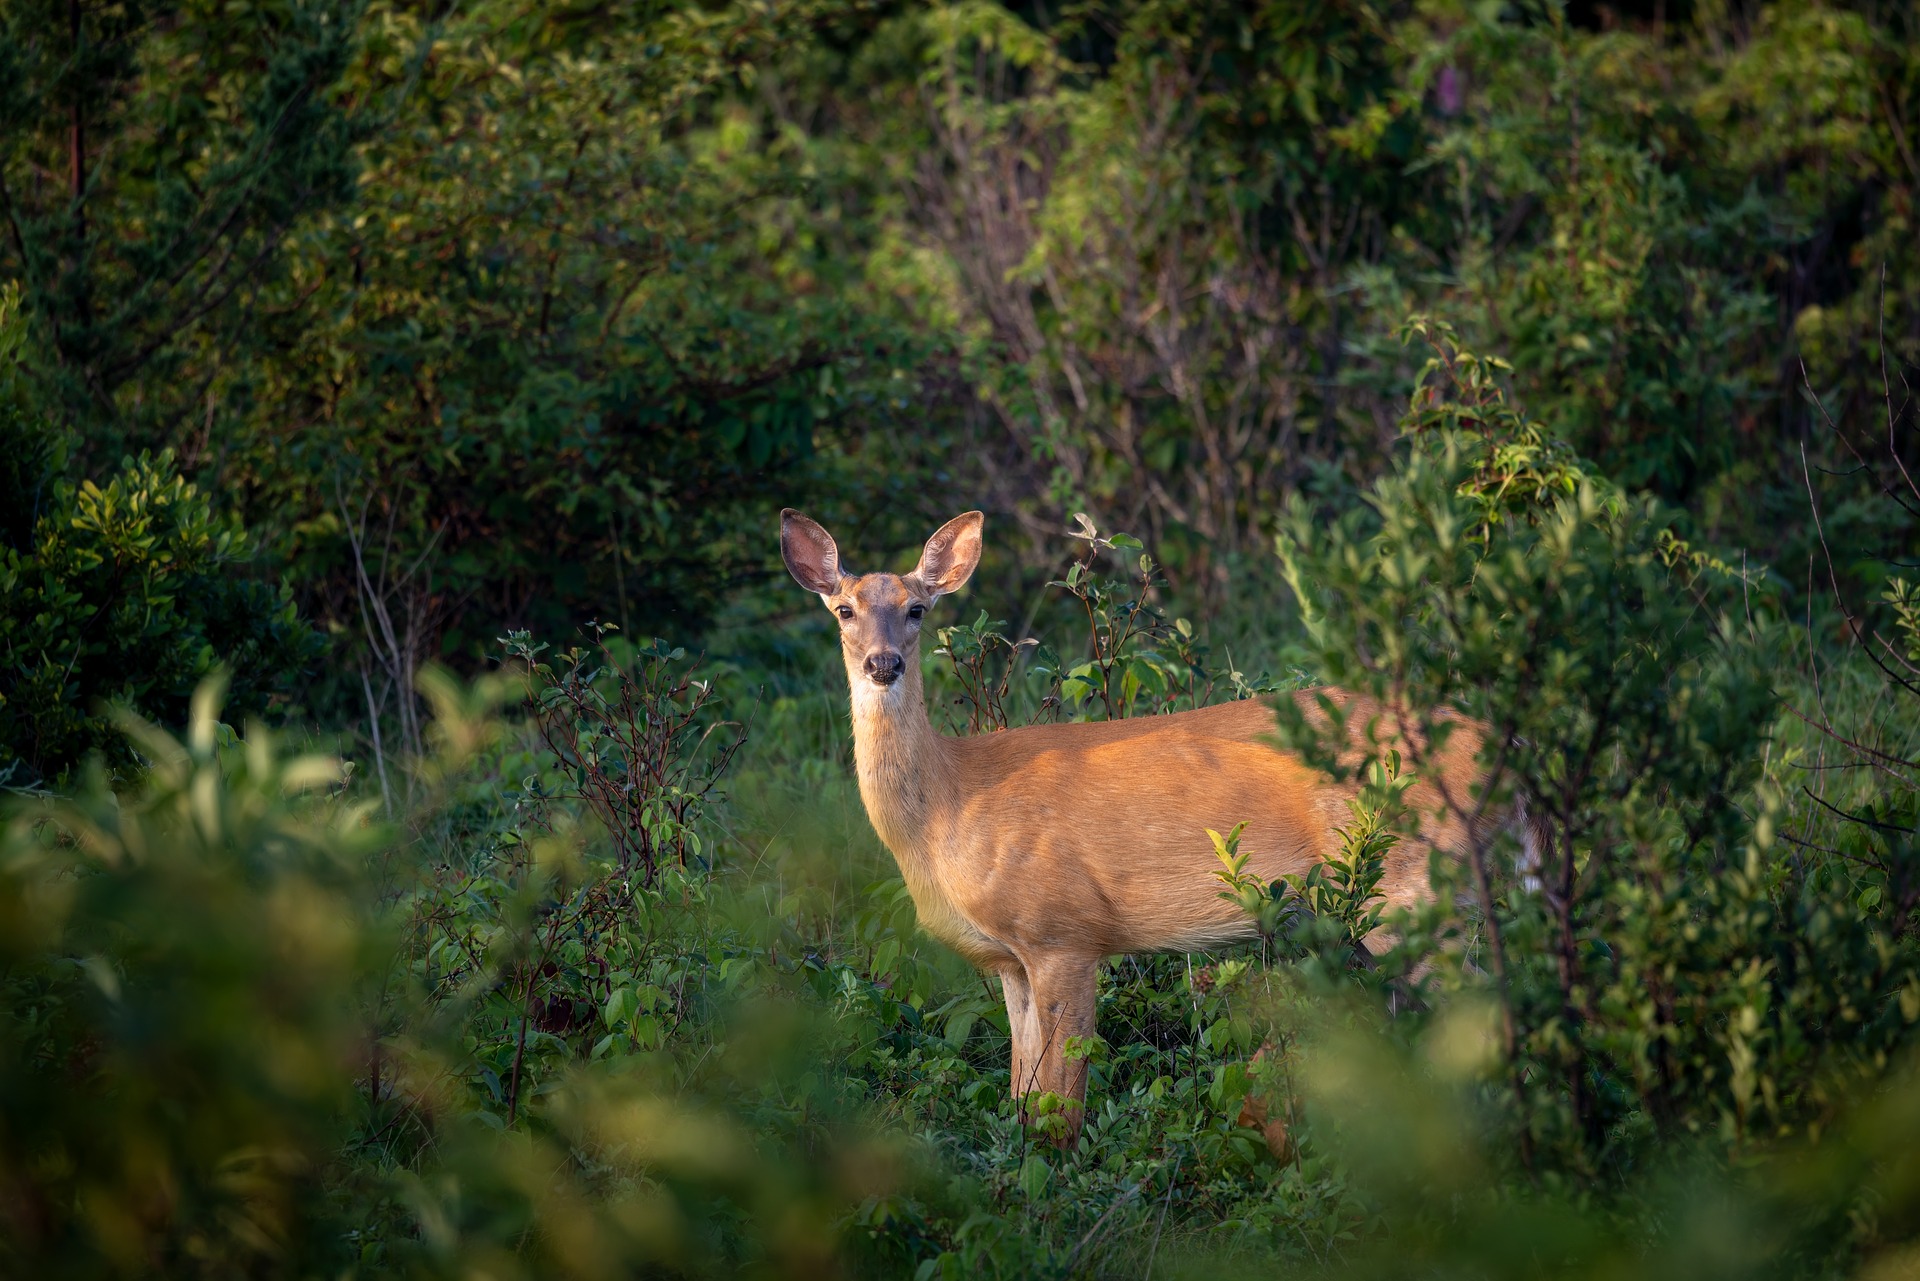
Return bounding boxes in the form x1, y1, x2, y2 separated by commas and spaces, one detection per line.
1025, 953, 1099, 1146
1000, 964, 1040, 1116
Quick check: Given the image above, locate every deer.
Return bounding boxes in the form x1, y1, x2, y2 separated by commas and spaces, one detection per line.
779, 507, 1508, 1143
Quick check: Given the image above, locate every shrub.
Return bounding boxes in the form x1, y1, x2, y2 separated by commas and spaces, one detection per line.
0, 281, 319, 788
0, 688, 382, 1275
0, 446, 321, 787
1270, 324, 1920, 1182
501, 626, 748, 886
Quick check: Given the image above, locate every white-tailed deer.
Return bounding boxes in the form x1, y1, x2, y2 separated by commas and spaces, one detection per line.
780, 508, 1501, 1141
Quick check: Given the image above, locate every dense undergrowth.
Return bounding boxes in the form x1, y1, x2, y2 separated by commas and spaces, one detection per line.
5, 333, 1919, 1277
3, 0, 1920, 1275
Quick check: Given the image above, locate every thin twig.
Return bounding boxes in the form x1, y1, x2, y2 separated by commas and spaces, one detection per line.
1801, 785, 1915, 835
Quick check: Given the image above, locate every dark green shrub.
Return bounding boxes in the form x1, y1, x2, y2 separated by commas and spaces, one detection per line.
1271, 325, 1920, 1183
0, 447, 321, 787
0, 273, 318, 787
0, 694, 383, 1276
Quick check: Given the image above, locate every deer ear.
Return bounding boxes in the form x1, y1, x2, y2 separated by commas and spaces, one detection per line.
781, 509, 842, 596
909, 511, 984, 599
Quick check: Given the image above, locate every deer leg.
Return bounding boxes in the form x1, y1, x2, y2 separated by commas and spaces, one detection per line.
1025, 953, 1099, 1145
1000, 964, 1041, 1115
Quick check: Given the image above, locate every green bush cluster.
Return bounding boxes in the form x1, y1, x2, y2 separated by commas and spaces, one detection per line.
0, 292, 320, 788
0, 688, 382, 1274
0, 450, 321, 787
1273, 331, 1920, 1193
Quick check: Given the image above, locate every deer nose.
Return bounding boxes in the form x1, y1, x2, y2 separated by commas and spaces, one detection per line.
864, 651, 904, 685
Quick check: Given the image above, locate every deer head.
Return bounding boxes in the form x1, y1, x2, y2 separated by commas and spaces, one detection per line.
780, 509, 984, 706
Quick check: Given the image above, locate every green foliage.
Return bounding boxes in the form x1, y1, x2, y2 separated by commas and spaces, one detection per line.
0, 180, 319, 791
357, 659, 1364, 1278
1396, 316, 1588, 536
3, 0, 954, 733
218, 0, 943, 673
1274, 355, 1920, 1178
7, 0, 1913, 702
928, 510, 1286, 733
0, 446, 321, 787
1046, 515, 1211, 719
3, 1, 1920, 1276
1778, 342, 1920, 1053
885, 0, 1414, 574
0, 282, 64, 556
1279, 753, 1405, 972
4, 540, 1920, 1280
931, 609, 1036, 732
0, 686, 382, 1275
501, 626, 747, 884
0, 0, 361, 457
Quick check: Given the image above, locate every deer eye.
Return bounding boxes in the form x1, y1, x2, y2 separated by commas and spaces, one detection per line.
907, 605, 925, 621
837, 605, 854, 620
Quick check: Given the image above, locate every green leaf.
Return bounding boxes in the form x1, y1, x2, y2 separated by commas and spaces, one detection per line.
1017, 1154, 1051, 1201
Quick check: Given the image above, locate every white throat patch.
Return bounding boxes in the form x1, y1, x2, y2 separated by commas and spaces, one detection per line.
848, 670, 909, 718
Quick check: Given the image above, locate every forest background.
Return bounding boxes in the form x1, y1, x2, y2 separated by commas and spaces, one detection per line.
3, 0, 1920, 1276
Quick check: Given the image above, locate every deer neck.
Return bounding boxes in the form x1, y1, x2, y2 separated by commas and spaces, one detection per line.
847, 660, 951, 863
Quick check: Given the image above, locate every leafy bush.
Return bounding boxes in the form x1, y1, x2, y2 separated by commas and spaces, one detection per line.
1788, 349, 1920, 953
1271, 327, 1920, 1183
5, 0, 1920, 1274
929, 513, 1286, 734
502, 626, 748, 886
5, 505, 1920, 1279
0, 447, 321, 787
0, 687, 381, 1275
0, 281, 320, 788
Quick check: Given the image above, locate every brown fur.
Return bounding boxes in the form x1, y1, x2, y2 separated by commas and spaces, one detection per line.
781, 509, 1499, 1140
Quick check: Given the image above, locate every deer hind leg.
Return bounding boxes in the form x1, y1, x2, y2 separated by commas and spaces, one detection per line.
1024, 953, 1100, 1146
